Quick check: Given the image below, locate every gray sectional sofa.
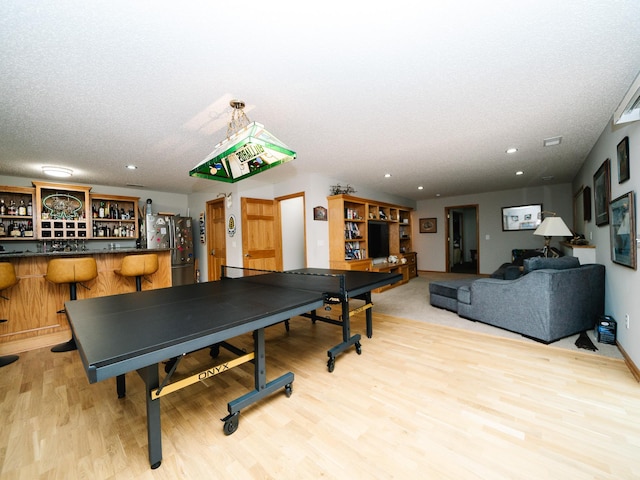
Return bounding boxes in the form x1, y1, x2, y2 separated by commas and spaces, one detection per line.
430, 257, 605, 343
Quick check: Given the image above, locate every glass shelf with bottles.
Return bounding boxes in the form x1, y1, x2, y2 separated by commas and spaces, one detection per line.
0, 187, 36, 240
90, 194, 139, 240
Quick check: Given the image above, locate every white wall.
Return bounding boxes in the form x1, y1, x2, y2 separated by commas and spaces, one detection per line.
572, 117, 640, 367
414, 183, 573, 274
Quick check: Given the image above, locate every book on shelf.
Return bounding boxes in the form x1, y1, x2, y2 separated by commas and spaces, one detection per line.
344, 221, 361, 239
344, 241, 366, 260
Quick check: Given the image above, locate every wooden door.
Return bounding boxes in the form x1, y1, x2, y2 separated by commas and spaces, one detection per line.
241, 197, 281, 271
206, 198, 226, 281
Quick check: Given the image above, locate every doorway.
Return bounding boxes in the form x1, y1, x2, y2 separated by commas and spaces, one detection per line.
276, 192, 306, 270
206, 197, 226, 282
445, 204, 479, 274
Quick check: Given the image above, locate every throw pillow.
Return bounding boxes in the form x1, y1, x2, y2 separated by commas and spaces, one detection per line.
523, 256, 580, 274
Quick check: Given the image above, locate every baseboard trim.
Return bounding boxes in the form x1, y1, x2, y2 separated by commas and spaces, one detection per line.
617, 342, 640, 382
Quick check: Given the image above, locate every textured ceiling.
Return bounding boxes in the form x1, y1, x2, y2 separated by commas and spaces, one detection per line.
1, 1, 639, 200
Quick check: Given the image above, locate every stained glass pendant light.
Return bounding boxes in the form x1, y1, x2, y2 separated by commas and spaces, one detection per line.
189, 100, 296, 183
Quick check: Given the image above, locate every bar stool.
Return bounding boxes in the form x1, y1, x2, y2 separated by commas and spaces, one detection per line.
45, 257, 98, 353
113, 254, 159, 397
0, 263, 19, 367
115, 254, 159, 291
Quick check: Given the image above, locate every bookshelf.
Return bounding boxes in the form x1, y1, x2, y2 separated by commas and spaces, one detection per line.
327, 194, 414, 275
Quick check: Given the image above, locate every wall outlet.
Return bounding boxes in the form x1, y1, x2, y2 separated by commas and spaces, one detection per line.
625, 313, 630, 329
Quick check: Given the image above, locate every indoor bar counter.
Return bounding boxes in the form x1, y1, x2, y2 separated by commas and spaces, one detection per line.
0, 248, 171, 356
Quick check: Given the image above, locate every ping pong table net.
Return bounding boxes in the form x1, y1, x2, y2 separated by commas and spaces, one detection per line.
221, 266, 346, 300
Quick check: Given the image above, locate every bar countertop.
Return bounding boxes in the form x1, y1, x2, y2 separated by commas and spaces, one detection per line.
0, 247, 170, 259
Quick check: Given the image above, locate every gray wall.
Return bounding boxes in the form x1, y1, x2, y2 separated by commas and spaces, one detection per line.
414, 183, 573, 274
572, 116, 640, 369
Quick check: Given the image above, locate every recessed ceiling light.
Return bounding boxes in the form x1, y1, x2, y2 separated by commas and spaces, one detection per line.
42, 166, 73, 178
543, 136, 562, 147
436, 193, 441, 197
126, 165, 138, 170
384, 173, 391, 178
506, 147, 518, 154
418, 186, 424, 190
516, 171, 524, 176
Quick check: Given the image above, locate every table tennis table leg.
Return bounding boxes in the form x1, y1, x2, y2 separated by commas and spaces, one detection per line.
363, 291, 373, 338
137, 364, 163, 469
325, 298, 362, 372
222, 328, 294, 435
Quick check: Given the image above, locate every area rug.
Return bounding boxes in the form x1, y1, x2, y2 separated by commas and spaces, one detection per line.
369, 272, 623, 360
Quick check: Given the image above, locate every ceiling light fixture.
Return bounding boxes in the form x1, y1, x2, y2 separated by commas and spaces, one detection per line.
418, 186, 424, 190
42, 166, 73, 178
543, 136, 562, 147
506, 147, 518, 154
189, 99, 296, 183
384, 173, 391, 178
126, 165, 138, 170
516, 171, 524, 175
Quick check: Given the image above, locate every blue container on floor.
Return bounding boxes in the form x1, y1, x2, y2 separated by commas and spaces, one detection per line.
595, 316, 616, 344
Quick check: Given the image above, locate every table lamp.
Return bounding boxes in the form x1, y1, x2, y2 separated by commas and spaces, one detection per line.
534, 214, 572, 257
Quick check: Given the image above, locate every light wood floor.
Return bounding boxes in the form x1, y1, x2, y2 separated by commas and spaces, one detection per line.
1, 311, 639, 479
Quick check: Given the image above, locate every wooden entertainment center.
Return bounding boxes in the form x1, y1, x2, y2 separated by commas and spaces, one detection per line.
327, 194, 416, 291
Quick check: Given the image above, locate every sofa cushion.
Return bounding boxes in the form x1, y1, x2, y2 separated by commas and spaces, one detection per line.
523, 255, 580, 274
491, 263, 523, 280
511, 249, 544, 266
429, 278, 477, 298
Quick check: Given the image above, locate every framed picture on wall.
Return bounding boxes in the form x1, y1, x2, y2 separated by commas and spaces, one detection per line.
501, 204, 542, 231
609, 191, 636, 269
583, 185, 592, 221
313, 206, 327, 221
419, 218, 437, 233
593, 158, 610, 226
617, 136, 630, 184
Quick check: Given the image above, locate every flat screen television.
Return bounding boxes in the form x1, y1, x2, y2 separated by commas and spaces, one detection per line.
368, 220, 390, 258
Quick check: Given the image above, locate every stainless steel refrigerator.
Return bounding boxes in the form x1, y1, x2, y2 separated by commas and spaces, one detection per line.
143, 214, 195, 286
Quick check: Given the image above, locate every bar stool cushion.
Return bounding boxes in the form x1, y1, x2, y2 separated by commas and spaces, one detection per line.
45, 257, 98, 284
0, 263, 18, 291
116, 254, 159, 278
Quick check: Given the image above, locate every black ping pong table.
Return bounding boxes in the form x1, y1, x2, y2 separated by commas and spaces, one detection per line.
65, 266, 401, 469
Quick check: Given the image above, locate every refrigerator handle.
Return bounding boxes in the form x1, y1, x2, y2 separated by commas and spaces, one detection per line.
169, 217, 176, 250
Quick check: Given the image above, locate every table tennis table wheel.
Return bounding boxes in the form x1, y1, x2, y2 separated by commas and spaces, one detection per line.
355, 341, 362, 355
327, 357, 335, 373
222, 412, 239, 435
285, 383, 293, 398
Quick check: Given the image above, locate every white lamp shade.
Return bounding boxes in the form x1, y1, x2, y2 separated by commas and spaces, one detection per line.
533, 216, 572, 237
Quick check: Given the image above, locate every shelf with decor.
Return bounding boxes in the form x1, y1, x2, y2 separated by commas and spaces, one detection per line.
328, 195, 415, 279
33, 181, 92, 240
89, 193, 140, 240
0, 186, 36, 240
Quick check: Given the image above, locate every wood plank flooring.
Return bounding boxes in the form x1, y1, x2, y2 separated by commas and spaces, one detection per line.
1, 311, 639, 479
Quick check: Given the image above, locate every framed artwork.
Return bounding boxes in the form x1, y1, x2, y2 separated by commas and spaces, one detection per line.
313, 206, 327, 221
609, 191, 636, 269
419, 218, 437, 233
593, 158, 611, 226
583, 185, 592, 221
617, 136, 630, 183
501, 204, 542, 231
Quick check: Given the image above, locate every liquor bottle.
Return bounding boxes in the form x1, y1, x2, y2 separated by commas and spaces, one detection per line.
92, 223, 98, 237
99, 202, 105, 218
8, 200, 17, 215
27, 199, 32, 216
18, 199, 27, 216
0, 219, 5, 236
92, 203, 98, 218
0, 199, 5, 215
25, 221, 34, 237
113, 203, 119, 219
